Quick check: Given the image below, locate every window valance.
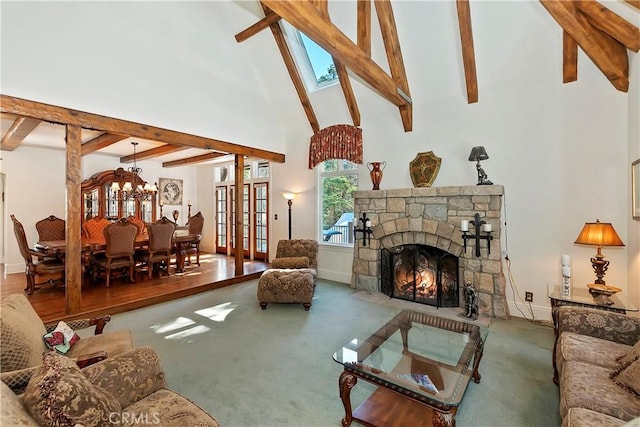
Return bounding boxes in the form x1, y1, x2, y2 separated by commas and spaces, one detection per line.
308, 124, 363, 169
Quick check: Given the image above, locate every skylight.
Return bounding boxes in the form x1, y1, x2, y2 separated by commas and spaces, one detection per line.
298, 32, 338, 86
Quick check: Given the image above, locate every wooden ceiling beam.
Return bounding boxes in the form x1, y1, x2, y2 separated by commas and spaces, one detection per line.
375, 0, 413, 131
315, 1, 361, 127
563, 30, 579, 83
1, 116, 41, 151
260, 4, 320, 133
162, 152, 226, 167
120, 144, 188, 163
235, 10, 281, 42
456, 0, 479, 104
0, 95, 285, 162
81, 133, 128, 155
334, 60, 361, 127
262, 0, 411, 108
358, 0, 372, 57
575, 0, 640, 52
540, 0, 629, 92
623, 0, 640, 11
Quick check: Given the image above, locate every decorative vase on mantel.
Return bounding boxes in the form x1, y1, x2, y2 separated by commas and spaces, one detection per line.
367, 161, 387, 190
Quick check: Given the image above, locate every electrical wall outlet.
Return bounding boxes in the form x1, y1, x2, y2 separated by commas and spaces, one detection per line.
525, 291, 533, 302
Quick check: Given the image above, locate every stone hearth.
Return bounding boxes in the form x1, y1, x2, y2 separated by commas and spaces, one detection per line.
351, 185, 509, 318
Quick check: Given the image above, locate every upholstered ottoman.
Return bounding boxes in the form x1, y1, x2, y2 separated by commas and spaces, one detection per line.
257, 269, 316, 310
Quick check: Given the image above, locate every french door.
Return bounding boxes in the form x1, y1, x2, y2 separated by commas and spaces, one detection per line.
254, 183, 268, 261
215, 183, 268, 260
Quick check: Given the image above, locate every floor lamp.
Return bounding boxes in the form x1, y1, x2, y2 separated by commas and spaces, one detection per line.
282, 192, 296, 240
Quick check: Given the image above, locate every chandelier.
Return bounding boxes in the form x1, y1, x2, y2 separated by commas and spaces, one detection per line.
111, 142, 157, 201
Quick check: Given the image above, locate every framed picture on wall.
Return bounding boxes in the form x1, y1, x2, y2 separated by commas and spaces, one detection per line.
159, 178, 183, 205
633, 159, 640, 221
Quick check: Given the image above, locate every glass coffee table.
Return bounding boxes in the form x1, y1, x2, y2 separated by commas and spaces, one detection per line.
333, 310, 488, 427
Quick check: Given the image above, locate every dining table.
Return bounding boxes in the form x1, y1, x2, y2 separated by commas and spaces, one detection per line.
35, 229, 201, 274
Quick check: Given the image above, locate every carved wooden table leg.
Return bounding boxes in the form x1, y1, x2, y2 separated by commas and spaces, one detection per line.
433, 409, 456, 427
338, 371, 357, 427
174, 242, 186, 273
472, 338, 484, 384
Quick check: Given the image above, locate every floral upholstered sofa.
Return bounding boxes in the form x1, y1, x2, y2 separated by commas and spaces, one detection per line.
1, 347, 219, 427
553, 305, 640, 426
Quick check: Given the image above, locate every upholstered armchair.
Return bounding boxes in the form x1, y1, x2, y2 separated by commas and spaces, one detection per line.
0, 293, 134, 395
11, 215, 65, 295
257, 239, 318, 310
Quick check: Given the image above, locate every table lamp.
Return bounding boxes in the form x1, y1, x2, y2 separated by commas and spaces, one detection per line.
574, 219, 625, 304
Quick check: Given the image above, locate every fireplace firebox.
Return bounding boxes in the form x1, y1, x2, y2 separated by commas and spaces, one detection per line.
381, 245, 459, 308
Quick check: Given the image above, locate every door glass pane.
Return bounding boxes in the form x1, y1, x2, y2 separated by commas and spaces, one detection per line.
243, 185, 249, 251
216, 187, 227, 248
255, 184, 268, 255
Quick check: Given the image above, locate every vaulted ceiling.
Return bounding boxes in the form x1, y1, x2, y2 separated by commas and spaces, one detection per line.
1, 0, 639, 163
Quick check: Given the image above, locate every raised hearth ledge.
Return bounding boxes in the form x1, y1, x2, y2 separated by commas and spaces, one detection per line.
351, 185, 509, 319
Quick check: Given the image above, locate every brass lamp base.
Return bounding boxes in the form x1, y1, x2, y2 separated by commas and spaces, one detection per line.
587, 284, 621, 306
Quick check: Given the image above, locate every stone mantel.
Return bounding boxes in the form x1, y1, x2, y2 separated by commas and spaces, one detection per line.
351, 185, 509, 318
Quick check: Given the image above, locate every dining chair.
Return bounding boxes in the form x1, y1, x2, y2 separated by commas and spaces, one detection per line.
34, 215, 66, 262
10, 215, 66, 295
127, 215, 146, 237
82, 216, 111, 240
185, 211, 204, 266
136, 217, 175, 279
90, 218, 138, 288
35, 215, 66, 241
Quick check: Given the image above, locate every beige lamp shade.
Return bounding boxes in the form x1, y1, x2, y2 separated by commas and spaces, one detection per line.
574, 219, 625, 247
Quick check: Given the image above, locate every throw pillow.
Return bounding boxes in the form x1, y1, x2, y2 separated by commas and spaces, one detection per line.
272, 256, 310, 269
0, 294, 48, 372
616, 340, 640, 367
23, 352, 121, 427
42, 321, 80, 354
610, 358, 640, 398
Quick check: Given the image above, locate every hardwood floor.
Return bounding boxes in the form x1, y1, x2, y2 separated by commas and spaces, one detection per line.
1, 253, 269, 323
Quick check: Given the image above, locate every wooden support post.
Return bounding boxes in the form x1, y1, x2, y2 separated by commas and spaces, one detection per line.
65, 125, 82, 315
234, 155, 245, 276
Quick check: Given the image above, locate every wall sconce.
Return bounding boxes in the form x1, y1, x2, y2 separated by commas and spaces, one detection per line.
353, 212, 373, 247
282, 192, 296, 240
461, 213, 493, 257
468, 146, 493, 185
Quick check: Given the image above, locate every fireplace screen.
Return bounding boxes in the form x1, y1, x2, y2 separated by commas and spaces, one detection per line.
381, 245, 459, 308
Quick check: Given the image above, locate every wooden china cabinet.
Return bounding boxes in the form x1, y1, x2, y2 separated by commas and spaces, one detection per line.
81, 168, 157, 225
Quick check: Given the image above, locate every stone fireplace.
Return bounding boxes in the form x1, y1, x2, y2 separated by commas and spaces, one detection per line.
351, 185, 509, 318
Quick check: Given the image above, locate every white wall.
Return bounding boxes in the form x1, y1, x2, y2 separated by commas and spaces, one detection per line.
274, 1, 639, 319
2, 1, 637, 318
1, 147, 197, 274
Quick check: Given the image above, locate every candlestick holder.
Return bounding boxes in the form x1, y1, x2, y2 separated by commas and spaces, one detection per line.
353, 212, 373, 247
186, 201, 192, 226
461, 213, 493, 257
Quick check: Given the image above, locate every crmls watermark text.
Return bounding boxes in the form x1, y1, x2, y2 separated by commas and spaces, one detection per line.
108, 413, 161, 425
